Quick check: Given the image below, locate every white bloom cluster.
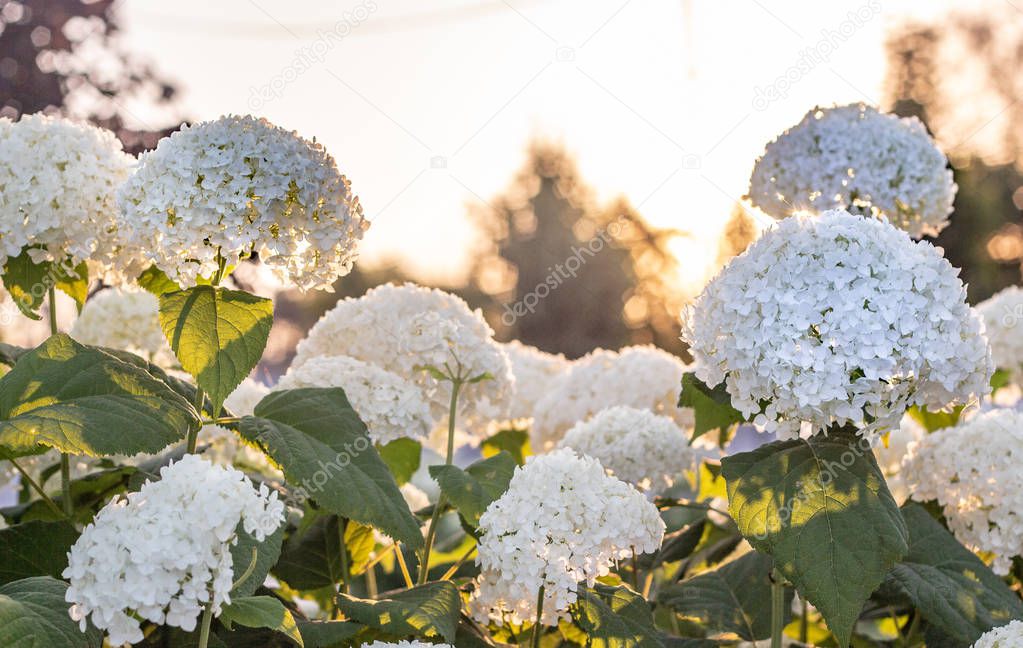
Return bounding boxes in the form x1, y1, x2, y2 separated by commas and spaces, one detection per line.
363, 642, 453, 648
558, 406, 693, 493
0, 113, 134, 273
63, 455, 285, 645
71, 288, 173, 365
872, 415, 925, 505
276, 355, 433, 445
471, 449, 664, 626
682, 210, 992, 441
532, 345, 693, 451
293, 283, 513, 435
975, 286, 1023, 379
748, 104, 956, 238
500, 340, 570, 424
972, 620, 1023, 648
902, 410, 1023, 575
118, 115, 368, 290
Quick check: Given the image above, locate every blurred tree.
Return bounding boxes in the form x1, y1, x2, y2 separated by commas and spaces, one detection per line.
0, 0, 183, 153
885, 5, 1023, 302
469, 142, 687, 359
715, 203, 759, 268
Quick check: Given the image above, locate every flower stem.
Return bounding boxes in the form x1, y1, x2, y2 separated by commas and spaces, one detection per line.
338, 518, 351, 595
417, 378, 463, 584
197, 603, 214, 648
187, 386, 207, 454
47, 285, 74, 519
394, 542, 414, 588
7, 456, 66, 519
799, 597, 808, 644
771, 568, 785, 648
530, 584, 545, 648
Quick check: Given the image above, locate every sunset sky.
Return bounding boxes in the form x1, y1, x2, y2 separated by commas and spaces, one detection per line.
119, 0, 960, 291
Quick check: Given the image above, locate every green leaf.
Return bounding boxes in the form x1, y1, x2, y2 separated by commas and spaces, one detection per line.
336, 581, 461, 643
220, 596, 303, 646
0, 343, 27, 367
0, 576, 103, 647
639, 519, 706, 570
230, 523, 285, 598
429, 451, 517, 527
2, 250, 51, 320
295, 620, 361, 647
378, 437, 421, 485
137, 264, 181, 297
0, 520, 78, 585
721, 428, 908, 647
572, 584, 665, 647
54, 260, 89, 312
481, 427, 531, 465
0, 335, 200, 457
906, 405, 962, 433
659, 551, 789, 640
881, 503, 1023, 645
238, 388, 422, 548
344, 520, 376, 577
274, 512, 344, 591
678, 373, 744, 442
158, 285, 273, 414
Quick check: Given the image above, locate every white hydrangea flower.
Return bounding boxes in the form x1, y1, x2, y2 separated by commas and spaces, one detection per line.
972, 620, 1023, 648
362, 642, 453, 648
293, 283, 513, 436
532, 345, 693, 451
470, 449, 664, 626
558, 406, 693, 493
902, 410, 1023, 575
682, 209, 992, 442
63, 454, 285, 646
117, 115, 368, 290
500, 340, 570, 424
872, 415, 925, 505
276, 355, 433, 445
70, 288, 173, 365
975, 286, 1023, 380
0, 113, 135, 275
749, 104, 956, 238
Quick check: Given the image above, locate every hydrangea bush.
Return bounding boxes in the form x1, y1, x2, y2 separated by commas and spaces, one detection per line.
0, 106, 1021, 648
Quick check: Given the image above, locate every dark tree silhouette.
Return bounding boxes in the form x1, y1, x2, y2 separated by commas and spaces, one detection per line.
885, 5, 1023, 302
469, 142, 686, 359
0, 0, 183, 153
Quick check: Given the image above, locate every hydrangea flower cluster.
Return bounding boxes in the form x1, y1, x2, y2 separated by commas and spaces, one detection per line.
276, 355, 433, 444
63, 454, 285, 645
117, 115, 368, 290
901, 410, 1023, 575
558, 406, 694, 493
470, 449, 664, 625
748, 104, 956, 238
972, 620, 1023, 648
293, 283, 513, 434
871, 415, 925, 505
0, 113, 134, 274
499, 340, 570, 424
532, 345, 693, 450
975, 286, 1023, 380
70, 288, 173, 365
682, 209, 992, 441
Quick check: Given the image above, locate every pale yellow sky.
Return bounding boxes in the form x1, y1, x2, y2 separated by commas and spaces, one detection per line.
118, 0, 957, 290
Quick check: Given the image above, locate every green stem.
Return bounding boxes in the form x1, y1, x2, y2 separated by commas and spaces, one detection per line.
338, 518, 351, 595
7, 457, 66, 519
771, 569, 785, 648
530, 584, 545, 648
799, 597, 808, 644
231, 548, 259, 591
187, 386, 207, 454
197, 603, 214, 648
630, 546, 641, 592
47, 286, 75, 519
417, 379, 463, 584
